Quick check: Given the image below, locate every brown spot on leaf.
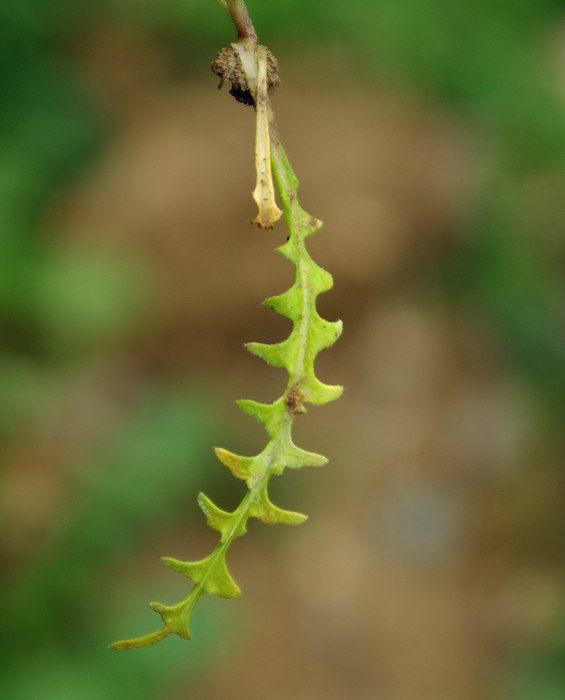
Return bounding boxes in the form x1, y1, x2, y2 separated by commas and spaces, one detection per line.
286, 386, 306, 416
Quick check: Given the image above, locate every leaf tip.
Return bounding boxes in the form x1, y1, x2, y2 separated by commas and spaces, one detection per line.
214, 447, 252, 479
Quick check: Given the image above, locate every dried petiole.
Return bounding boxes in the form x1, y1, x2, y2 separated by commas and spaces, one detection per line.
249, 44, 283, 228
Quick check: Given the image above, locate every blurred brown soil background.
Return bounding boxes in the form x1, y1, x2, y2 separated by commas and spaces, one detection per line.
3, 23, 563, 700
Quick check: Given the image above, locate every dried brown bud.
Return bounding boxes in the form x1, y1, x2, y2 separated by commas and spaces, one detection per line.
211, 44, 280, 107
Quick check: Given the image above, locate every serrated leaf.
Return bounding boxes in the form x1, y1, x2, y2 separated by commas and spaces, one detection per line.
276, 239, 296, 263
305, 378, 344, 405
304, 216, 323, 237
251, 490, 307, 525
214, 447, 255, 480
282, 444, 328, 470
307, 261, 334, 295
263, 284, 301, 319
245, 339, 291, 368
148, 601, 185, 630
109, 37, 343, 650
236, 398, 285, 439
310, 316, 343, 352
197, 493, 246, 541
163, 552, 241, 598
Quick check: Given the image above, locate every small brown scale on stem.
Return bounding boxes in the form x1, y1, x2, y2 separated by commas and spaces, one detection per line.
285, 385, 306, 416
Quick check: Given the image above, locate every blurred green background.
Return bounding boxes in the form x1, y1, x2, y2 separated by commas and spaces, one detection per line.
1, 1, 564, 698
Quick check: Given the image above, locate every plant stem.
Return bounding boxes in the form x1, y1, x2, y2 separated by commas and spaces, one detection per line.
227, 0, 257, 41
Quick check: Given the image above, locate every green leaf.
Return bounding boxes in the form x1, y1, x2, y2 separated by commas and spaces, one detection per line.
163, 552, 241, 599
197, 493, 246, 542
280, 444, 328, 470
110, 28, 342, 650
214, 447, 256, 480
236, 399, 285, 438
263, 284, 301, 319
245, 339, 292, 369
251, 488, 308, 525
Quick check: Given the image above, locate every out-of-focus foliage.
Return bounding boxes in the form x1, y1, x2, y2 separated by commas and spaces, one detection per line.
502, 619, 565, 700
